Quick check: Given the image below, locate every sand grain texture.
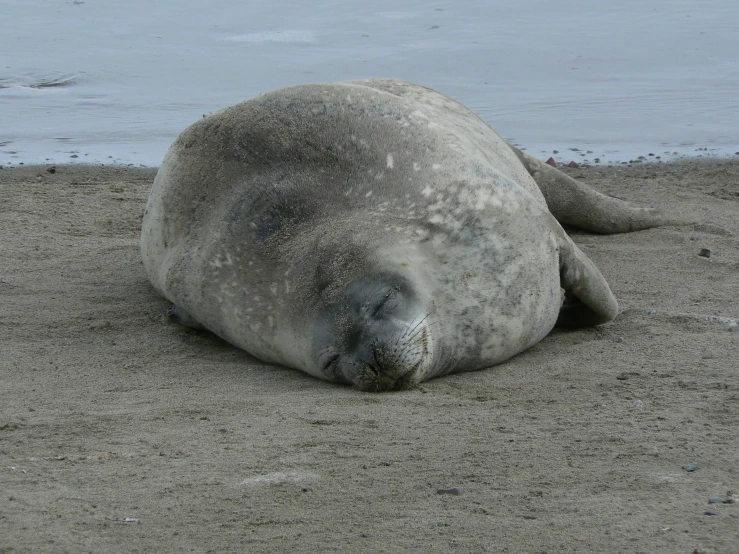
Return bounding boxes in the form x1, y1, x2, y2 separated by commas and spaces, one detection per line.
1, 161, 737, 553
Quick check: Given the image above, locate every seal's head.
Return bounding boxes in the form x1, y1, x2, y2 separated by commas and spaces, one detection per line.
312, 272, 436, 391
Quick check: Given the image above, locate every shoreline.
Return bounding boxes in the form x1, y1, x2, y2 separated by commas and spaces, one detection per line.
3, 149, 738, 173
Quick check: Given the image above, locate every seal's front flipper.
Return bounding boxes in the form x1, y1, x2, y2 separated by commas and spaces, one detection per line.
167, 305, 205, 330
509, 145, 668, 233
556, 234, 619, 328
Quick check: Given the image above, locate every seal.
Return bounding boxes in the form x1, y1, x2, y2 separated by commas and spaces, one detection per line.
140, 79, 664, 391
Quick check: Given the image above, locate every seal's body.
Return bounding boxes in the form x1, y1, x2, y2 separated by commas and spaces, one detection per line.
141, 79, 662, 390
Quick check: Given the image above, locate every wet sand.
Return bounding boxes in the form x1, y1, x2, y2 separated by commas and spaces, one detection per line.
1, 160, 737, 553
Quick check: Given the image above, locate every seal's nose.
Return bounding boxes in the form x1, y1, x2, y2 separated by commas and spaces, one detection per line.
337, 344, 402, 391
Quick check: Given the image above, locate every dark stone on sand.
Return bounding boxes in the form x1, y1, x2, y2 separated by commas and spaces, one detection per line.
437, 487, 464, 495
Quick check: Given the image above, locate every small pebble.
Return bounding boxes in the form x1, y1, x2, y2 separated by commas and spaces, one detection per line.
683, 462, 698, 472
545, 157, 557, 167
428, 521, 451, 527
708, 497, 723, 504
516, 514, 537, 520
698, 248, 711, 258
616, 371, 640, 380
568, 160, 579, 168
437, 487, 464, 495
703, 511, 719, 516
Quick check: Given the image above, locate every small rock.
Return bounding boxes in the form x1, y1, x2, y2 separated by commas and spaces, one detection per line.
545, 157, 557, 167
616, 371, 640, 381
47, 166, 56, 174
437, 487, 464, 495
568, 161, 579, 168
708, 497, 723, 504
703, 511, 719, 516
70, 154, 78, 158
682, 462, 698, 472
428, 521, 451, 527
698, 248, 711, 258
515, 514, 537, 520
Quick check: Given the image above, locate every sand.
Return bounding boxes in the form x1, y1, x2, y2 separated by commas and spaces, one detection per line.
1, 160, 737, 553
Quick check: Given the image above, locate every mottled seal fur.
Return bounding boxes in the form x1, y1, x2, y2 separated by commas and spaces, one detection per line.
140, 79, 663, 391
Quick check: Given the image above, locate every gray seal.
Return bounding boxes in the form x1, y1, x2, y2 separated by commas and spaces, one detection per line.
140, 79, 663, 391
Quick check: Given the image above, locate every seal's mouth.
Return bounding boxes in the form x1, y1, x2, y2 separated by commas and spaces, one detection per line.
320, 353, 419, 391
351, 359, 421, 392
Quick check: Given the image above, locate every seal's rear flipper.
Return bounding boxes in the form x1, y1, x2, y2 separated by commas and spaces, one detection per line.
509, 145, 668, 234
167, 305, 205, 330
556, 234, 619, 328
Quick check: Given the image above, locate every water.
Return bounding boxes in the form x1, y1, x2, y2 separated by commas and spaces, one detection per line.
2, 0, 737, 167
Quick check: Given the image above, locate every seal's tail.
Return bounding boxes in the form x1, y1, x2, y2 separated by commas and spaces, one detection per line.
508, 145, 673, 234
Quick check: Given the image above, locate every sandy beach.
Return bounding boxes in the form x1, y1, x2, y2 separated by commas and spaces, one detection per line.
1, 160, 737, 553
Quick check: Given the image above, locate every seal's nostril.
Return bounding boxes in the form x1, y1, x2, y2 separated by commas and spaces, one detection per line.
371, 349, 384, 373
320, 352, 340, 373
367, 348, 394, 379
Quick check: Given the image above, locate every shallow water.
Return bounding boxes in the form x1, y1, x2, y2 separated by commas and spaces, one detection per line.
1, 0, 737, 167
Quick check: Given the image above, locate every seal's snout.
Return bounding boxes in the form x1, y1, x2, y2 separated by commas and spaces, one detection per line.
315, 274, 432, 391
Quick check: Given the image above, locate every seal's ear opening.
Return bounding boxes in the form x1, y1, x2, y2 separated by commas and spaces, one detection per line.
555, 236, 619, 328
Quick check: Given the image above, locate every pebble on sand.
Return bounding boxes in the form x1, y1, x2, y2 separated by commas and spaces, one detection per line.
437, 487, 464, 495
